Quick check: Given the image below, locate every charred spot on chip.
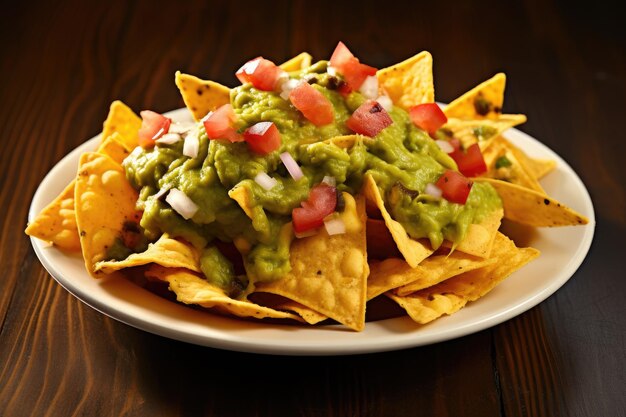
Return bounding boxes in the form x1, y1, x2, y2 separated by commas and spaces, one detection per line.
544, 199, 550, 205
474, 94, 492, 116
196, 88, 203, 96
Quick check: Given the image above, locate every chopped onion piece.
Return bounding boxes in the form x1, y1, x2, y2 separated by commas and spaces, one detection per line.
327, 66, 337, 76
324, 217, 346, 236
168, 121, 196, 134
280, 78, 301, 100
359, 75, 379, 99
166, 188, 198, 220
424, 183, 442, 199
156, 132, 182, 145
376, 95, 393, 111
294, 228, 319, 239
280, 151, 304, 180
153, 185, 171, 200
183, 130, 199, 158
322, 176, 336, 186
254, 172, 278, 191
435, 140, 454, 154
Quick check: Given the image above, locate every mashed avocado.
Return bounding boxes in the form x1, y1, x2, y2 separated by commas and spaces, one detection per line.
123, 60, 501, 290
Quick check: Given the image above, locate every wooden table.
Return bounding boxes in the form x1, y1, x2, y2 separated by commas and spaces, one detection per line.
2, 1, 624, 416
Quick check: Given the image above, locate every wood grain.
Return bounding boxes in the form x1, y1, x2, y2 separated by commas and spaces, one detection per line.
1, 0, 624, 416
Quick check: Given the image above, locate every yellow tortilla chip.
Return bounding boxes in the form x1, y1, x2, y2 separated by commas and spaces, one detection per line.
254, 194, 369, 331
443, 114, 527, 150
474, 178, 589, 226
175, 71, 230, 121
101, 100, 142, 150
481, 138, 545, 193
490, 136, 556, 180
95, 234, 200, 274
323, 134, 360, 149
74, 152, 142, 277
228, 185, 255, 219
377, 51, 434, 109
279, 52, 313, 71
442, 207, 503, 258
146, 265, 302, 321
444, 73, 507, 120
388, 232, 540, 324
25, 179, 81, 252
362, 174, 433, 267
249, 293, 328, 325
97, 132, 132, 165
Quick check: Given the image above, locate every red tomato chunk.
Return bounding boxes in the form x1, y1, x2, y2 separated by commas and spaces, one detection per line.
329, 41, 377, 90
236, 56, 284, 91
292, 183, 337, 233
435, 170, 473, 205
346, 100, 393, 137
243, 122, 281, 155
202, 104, 243, 143
449, 143, 488, 177
289, 82, 334, 126
138, 110, 172, 148
409, 103, 447, 136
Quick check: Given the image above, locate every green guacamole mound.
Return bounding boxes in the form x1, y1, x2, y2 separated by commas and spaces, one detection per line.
123, 60, 502, 290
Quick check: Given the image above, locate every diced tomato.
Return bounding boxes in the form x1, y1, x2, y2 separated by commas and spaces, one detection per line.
435, 170, 473, 205
409, 103, 447, 136
138, 110, 172, 148
449, 143, 488, 177
243, 121, 281, 155
346, 100, 393, 137
292, 183, 337, 234
289, 82, 334, 126
202, 104, 243, 142
329, 41, 377, 90
235, 56, 284, 91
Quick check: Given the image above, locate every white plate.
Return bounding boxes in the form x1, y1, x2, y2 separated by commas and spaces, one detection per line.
28, 108, 595, 356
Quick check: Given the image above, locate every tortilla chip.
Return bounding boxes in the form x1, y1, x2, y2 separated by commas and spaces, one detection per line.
175, 71, 231, 121
279, 52, 313, 72
25, 179, 81, 252
388, 232, 540, 324
95, 234, 200, 274
443, 114, 527, 150
98, 132, 132, 165
254, 194, 369, 331
490, 136, 556, 180
249, 292, 328, 325
323, 134, 360, 149
442, 207, 503, 258
481, 138, 545, 193
146, 265, 302, 321
228, 185, 255, 219
444, 73, 507, 120
474, 178, 589, 226
368, 252, 497, 300
74, 152, 142, 277
101, 100, 142, 150
377, 51, 434, 110
362, 174, 433, 267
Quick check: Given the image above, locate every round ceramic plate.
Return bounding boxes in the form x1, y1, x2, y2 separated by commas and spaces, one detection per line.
28, 108, 595, 356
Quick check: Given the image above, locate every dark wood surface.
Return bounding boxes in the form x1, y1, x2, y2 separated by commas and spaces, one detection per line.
2, 1, 624, 416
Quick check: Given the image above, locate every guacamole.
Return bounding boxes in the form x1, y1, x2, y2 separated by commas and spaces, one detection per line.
123, 60, 501, 291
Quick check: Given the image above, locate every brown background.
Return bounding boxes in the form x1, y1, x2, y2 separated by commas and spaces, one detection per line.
1, 1, 625, 416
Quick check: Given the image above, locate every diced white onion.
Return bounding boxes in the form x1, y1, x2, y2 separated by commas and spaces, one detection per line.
327, 66, 338, 76
280, 151, 304, 180
168, 121, 196, 134
280, 78, 301, 100
424, 183, 442, 199
435, 140, 454, 154
155, 132, 182, 145
254, 172, 278, 190
376, 95, 393, 112
322, 176, 336, 186
359, 75, 379, 99
183, 130, 199, 158
324, 217, 346, 236
152, 185, 171, 200
165, 188, 198, 220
